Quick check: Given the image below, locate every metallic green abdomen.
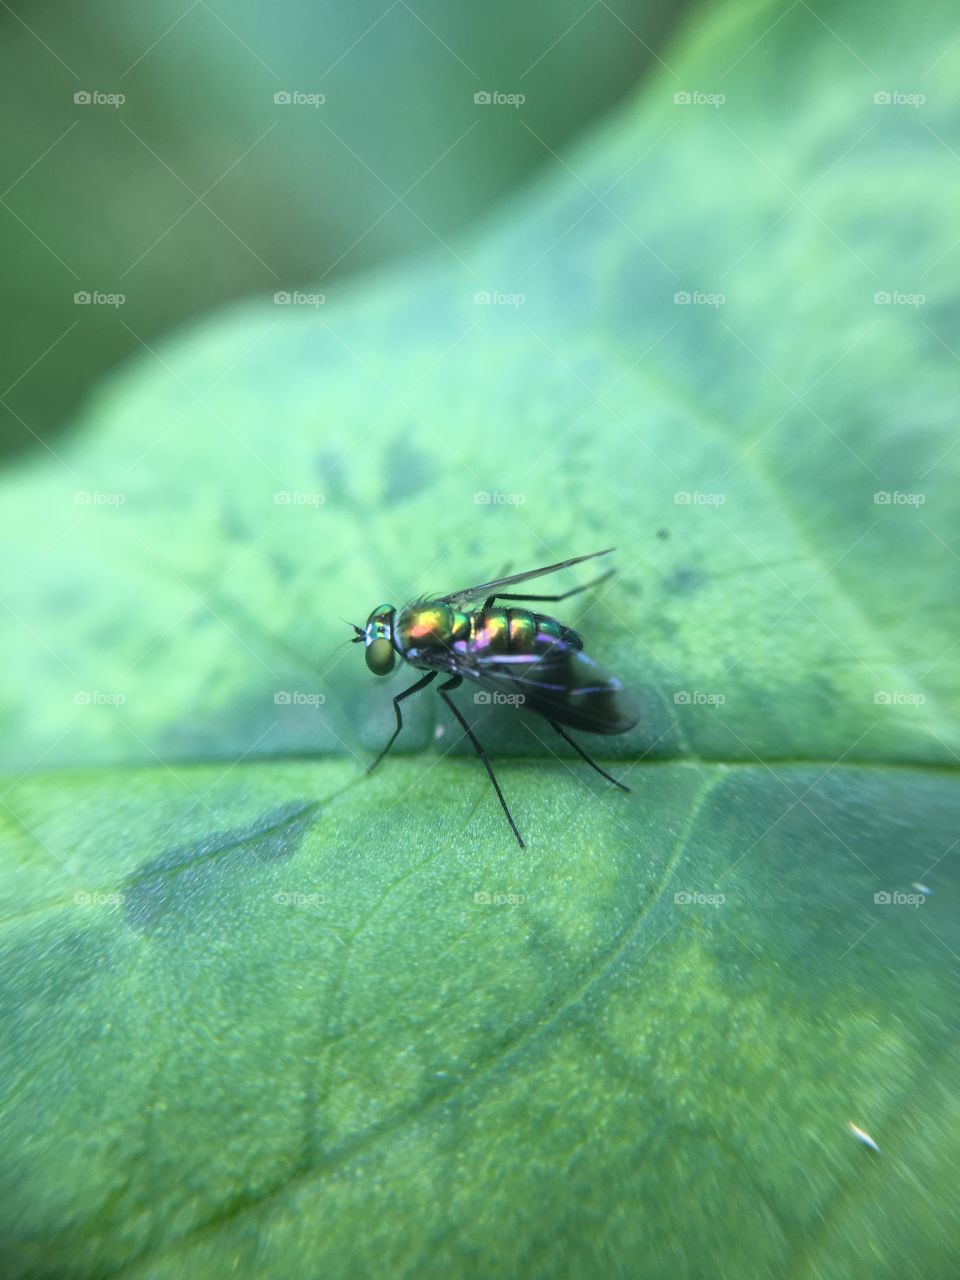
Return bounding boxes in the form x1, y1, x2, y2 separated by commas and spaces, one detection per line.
396, 603, 575, 660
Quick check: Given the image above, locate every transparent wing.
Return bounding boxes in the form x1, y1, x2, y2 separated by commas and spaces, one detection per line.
438, 547, 615, 605
454, 642, 640, 736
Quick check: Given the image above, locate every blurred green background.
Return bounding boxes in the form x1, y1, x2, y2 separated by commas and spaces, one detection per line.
0, 0, 683, 458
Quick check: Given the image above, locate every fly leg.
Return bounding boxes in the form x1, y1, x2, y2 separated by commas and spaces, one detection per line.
547, 720, 631, 792
482, 568, 614, 610
437, 675, 525, 848
368, 670, 437, 774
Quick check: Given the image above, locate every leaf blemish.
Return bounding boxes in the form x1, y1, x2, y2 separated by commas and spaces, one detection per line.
381, 437, 434, 504
123, 800, 318, 930
665, 566, 709, 596
313, 448, 348, 500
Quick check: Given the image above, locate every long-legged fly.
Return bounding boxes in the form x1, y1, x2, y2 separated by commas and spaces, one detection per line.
348, 548, 639, 847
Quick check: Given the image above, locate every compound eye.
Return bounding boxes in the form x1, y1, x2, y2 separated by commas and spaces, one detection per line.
365, 637, 396, 675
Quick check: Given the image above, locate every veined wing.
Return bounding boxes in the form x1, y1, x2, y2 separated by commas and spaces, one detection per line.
455, 641, 640, 736
438, 547, 615, 605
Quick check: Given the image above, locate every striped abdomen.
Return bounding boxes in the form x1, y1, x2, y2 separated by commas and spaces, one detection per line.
395, 603, 583, 664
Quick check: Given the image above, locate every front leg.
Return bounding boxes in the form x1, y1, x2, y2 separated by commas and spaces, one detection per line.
368, 670, 437, 774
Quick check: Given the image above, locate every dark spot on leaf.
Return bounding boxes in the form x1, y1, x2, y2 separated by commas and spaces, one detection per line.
270, 550, 298, 581
382, 437, 433, 504
314, 449, 348, 502
124, 801, 318, 931
221, 507, 251, 541
665, 566, 708, 596
44, 586, 89, 614
91, 623, 129, 650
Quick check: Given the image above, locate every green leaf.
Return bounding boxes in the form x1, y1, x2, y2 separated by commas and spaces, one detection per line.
2, 0, 959, 1277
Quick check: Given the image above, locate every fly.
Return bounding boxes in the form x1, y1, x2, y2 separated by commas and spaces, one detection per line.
348, 547, 639, 847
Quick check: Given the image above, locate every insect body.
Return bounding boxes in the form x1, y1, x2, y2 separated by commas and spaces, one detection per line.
349, 548, 639, 847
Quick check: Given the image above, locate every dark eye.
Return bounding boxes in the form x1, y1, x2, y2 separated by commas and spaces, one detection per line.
365, 638, 396, 675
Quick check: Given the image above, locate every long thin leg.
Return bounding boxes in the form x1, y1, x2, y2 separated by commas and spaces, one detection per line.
483, 568, 614, 610
437, 675, 525, 848
548, 720, 631, 792
368, 670, 437, 774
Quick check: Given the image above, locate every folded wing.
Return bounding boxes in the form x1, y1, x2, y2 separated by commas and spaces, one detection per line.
457, 640, 640, 736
